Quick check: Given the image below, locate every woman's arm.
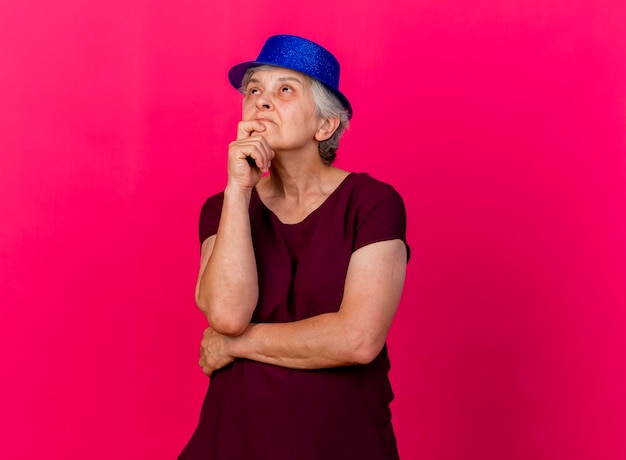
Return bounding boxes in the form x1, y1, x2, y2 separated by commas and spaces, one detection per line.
199, 239, 407, 375
195, 120, 274, 336
195, 187, 257, 336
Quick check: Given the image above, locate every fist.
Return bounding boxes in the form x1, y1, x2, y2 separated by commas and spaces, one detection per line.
227, 120, 274, 189
198, 327, 235, 377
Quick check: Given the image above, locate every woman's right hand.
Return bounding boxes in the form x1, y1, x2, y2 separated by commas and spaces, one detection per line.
199, 326, 236, 377
227, 120, 275, 190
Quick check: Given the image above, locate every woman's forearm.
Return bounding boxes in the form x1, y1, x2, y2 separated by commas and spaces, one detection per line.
196, 185, 259, 336
199, 240, 405, 372
228, 313, 386, 369
224, 240, 407, 367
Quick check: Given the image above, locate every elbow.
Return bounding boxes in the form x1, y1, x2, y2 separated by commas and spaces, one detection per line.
200, 304, 250, 336
352, 346, 383, 365
349, 334, 386, 365
208, 314, 249, 336
196, 297, 250, 337
195, 280, 258, 336
201, 308, 250, 336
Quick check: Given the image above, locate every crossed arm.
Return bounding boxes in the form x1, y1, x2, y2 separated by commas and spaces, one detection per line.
196, 219, 407, 376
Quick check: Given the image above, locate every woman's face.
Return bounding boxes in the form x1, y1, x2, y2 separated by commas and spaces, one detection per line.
241, 67, 320, 153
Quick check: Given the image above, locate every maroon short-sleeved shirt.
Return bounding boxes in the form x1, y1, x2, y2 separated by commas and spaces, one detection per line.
180, 172, 408, 460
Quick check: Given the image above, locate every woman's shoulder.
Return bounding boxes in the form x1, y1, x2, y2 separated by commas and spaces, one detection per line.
343, 172, 403, 201
328, 172, 406, 227
200, 190, 225, 213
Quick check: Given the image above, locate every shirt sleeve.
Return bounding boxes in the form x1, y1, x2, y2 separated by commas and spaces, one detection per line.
198, 192, 224, 245
353, 182, 410, 260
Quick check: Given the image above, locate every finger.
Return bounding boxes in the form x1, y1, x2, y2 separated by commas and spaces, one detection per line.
230, 139, 274, 173
246, 149, 272, 173
248, 139, 274, 172
237, 120, 267, 140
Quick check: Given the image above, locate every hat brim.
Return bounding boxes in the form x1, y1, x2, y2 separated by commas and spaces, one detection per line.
228, 61, 353, 119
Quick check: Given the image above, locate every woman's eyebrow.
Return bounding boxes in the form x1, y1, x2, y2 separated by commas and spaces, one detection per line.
276, 76, 304, 85
247, 76, 304, 85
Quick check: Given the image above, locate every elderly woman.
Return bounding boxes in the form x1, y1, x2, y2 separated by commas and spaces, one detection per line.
179, 35, 409, 460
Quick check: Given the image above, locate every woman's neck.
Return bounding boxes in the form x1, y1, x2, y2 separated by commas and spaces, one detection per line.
255, 165, 350, 224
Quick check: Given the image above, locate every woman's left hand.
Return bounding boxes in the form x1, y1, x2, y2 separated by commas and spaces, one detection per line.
199, 327, 236, 377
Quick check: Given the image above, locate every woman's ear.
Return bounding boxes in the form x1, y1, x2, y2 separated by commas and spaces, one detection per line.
314, 116, 340, 142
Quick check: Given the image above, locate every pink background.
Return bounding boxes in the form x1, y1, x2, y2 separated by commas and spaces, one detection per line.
1, 1, 625, 458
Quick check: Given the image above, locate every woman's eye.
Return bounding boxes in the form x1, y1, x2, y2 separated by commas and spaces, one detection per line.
281, 86, 293, 93
248, 88, 260, 95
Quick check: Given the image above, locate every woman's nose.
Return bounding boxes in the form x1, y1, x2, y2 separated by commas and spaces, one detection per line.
255, 95, 272, 110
